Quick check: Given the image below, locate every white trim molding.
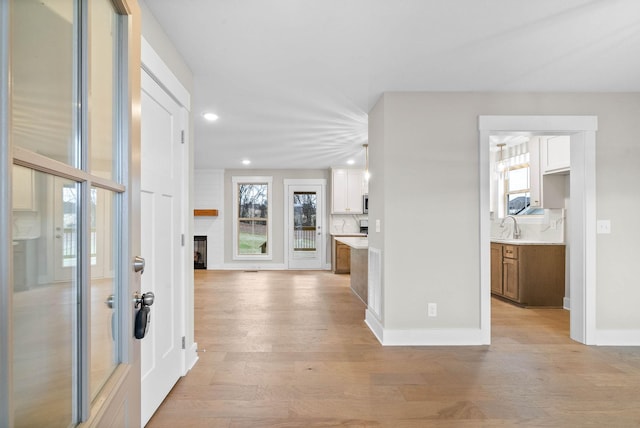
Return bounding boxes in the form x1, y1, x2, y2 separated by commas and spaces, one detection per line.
366, 310, 487, 346
141, 37, 191, 110
596, 330, 640, 346
183, 343, 199, 375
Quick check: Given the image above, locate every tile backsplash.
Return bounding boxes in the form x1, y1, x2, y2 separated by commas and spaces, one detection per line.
330, 214, 368, 234
491, 209, 565, 242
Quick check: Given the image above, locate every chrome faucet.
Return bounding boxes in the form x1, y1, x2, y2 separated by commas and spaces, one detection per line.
500, 215, 521, 239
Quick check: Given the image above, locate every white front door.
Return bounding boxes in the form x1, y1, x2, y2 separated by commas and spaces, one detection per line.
140, 69, 185, 426
286, 181, 325, 269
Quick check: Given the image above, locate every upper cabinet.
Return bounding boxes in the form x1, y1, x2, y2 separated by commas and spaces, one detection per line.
529, 137, 569, 209
332, 169, 364, 214
541, 136, 570, 174
13, 165, 36, 211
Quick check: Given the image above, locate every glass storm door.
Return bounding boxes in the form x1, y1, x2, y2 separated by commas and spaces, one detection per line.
0, 0, 142, 426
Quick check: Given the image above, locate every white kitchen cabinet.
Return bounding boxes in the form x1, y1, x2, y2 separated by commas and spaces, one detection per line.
529, 137, 567, 209
13, 165, 36, 211
541, 136, 570, 174
332, 169, 364, 214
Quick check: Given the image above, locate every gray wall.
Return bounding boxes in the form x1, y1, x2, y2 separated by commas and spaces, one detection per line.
224, 169, 331, 265
369, 92, 640, 331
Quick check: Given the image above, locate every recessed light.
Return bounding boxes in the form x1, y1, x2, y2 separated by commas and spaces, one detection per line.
202, 112, 219, 121
242, 159, 251, 165
347, 159, 355, 165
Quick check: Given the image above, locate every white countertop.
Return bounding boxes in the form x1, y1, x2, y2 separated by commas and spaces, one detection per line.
331, 232, 367, 237
335, 236, 368, 250
491, 239, 565, 246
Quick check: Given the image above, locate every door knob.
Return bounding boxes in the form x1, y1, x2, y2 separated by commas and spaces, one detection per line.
105, 294, 114, 309
134, 291, 154, 308
133, 256, 145, 274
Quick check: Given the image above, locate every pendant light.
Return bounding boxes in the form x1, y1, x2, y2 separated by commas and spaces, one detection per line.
496, 143, 506, 173
363, 143, 370, 181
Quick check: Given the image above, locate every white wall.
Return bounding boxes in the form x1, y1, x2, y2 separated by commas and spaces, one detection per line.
368, 92, 640, 341
193, 169, 224, 268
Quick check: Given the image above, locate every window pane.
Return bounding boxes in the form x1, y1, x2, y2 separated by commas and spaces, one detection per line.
239, 220, 267, 254
90, 187, 118, 399
293, 192, 317, 251
508, 167, 529, 192
507, 192, 530, 215
11, 0, 76, 165
238, 184, 268, 219
13, 171, 77, 427
89, 0, 118, 180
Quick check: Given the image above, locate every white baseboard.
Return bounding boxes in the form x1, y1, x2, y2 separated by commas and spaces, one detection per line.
563, 297, 571, 310
596, 330, 640, 346
209, 263, 288, 270
183, 342, 199, 375
365, 310, 488, 346
365, 309, 384, 343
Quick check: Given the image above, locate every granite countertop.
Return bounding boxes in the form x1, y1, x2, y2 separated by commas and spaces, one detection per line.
335, 236, 368, 250
331, 232, 367, 237
491, 239, 565, 246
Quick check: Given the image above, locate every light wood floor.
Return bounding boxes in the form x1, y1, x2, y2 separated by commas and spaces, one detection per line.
147, 270, 640, 427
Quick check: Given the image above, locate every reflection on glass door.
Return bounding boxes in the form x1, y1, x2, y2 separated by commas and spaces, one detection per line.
54, 181, 104, 281
12, 172, 77, 428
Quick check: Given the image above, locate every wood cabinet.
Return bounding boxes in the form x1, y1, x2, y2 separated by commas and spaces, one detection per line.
491, 242, 565, 307
331, 235, 363, 273
490, 243, 503, 295
331, 169, 364, 214
335, 241, 351, 273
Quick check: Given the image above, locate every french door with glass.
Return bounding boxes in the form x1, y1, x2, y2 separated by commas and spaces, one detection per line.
0, 0, 142, 426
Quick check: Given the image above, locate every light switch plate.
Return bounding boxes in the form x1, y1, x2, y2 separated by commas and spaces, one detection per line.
375, 219, 381, 233
596, 220, 611, 234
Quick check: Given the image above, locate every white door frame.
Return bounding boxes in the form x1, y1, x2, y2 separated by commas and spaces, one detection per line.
283, 179, 327, 269
479, 116, 598, 345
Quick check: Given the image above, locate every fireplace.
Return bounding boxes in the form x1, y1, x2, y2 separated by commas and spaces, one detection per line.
194, 236, 207, 269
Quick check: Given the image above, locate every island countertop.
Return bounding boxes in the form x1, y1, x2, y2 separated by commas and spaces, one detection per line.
334, 236, 368, 250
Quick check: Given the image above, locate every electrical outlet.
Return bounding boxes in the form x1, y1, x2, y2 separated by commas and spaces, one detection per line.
596, 220, 611, 234
428, 303, 437, 317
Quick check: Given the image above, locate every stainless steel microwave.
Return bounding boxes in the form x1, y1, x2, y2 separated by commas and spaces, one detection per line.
363, 194, 368, 213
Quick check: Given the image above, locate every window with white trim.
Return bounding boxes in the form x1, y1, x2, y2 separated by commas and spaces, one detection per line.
232, 176, 273, 260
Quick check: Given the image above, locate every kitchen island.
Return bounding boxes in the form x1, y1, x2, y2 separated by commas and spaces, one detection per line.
334, 237, 368, 304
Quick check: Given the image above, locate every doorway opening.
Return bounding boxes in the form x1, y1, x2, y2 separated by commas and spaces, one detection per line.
488, 132, 571, 341
479, 116, 598, 345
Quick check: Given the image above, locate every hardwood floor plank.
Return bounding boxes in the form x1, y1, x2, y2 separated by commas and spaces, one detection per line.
147, 270, 640, 427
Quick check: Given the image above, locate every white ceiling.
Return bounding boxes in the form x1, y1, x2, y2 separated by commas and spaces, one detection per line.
143, 0, 640, 170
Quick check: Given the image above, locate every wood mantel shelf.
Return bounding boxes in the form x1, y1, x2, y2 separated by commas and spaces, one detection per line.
194, 209, 218, 217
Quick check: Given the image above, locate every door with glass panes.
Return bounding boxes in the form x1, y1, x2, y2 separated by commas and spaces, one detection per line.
0, 1, 143, 427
